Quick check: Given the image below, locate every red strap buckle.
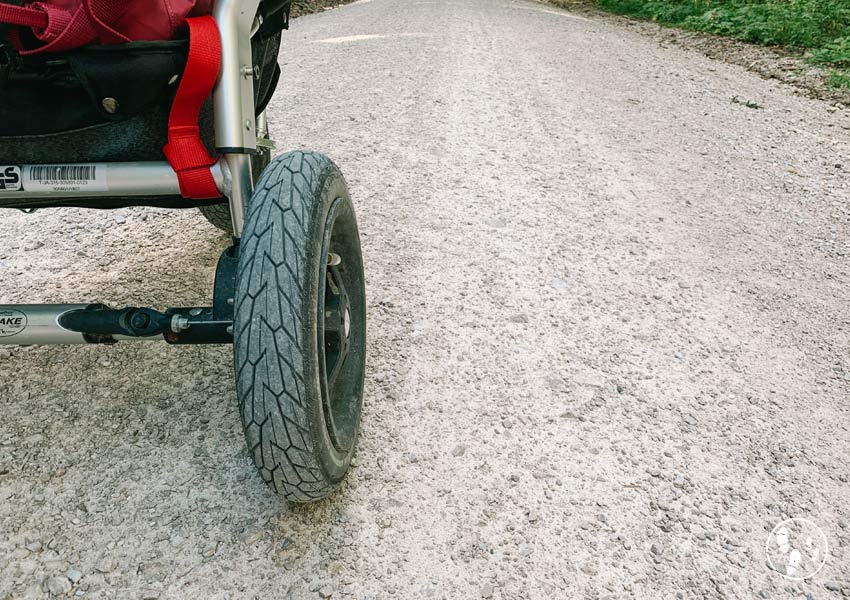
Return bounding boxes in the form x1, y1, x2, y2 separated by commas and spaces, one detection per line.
163, 16, 221, 200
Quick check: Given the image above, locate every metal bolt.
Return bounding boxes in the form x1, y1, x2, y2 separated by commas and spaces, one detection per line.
189, 308, 203, 316
327, 253, 342, 266
226, 325, 234, 335
227, 298, 234, 306
245, 120, 253, 131
101, 97, 119, 114
240, 65, 259, 79
130, 313, 150, 329
171, 316, 190, 333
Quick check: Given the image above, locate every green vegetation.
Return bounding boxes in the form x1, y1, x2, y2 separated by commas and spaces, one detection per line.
826, 69, 850, 89
593, 0, 850, 85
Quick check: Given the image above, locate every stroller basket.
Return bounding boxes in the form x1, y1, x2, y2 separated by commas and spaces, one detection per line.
0, 8, 285, 209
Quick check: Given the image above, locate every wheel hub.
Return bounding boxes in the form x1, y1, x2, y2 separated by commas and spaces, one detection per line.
316, 197, 364, 456
321, 252, 355, 451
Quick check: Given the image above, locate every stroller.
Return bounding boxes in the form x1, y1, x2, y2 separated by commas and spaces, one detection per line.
0, 0, 367, 502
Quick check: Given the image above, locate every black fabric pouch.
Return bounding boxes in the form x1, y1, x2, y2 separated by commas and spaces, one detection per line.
0, 33, 281, 160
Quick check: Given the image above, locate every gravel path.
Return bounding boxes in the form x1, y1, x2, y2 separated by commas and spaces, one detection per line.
2, 0, 850, 598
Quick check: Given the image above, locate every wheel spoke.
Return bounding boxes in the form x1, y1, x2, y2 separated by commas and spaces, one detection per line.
327, 332, 348, 392
324, 265, 351, 395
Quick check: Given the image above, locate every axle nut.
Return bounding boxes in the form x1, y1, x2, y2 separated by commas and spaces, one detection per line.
101, 97, 119, 114
130, 313, 150, 329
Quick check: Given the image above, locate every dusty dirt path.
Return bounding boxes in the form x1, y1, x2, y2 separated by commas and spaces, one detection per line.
2, 0, 850, 598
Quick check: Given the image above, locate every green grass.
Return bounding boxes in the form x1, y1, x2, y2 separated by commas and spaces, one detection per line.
594, 0, 850, 78
826, 69, 850, 89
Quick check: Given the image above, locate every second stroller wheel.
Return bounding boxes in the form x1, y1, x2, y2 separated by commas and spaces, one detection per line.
233, 151, 366, 502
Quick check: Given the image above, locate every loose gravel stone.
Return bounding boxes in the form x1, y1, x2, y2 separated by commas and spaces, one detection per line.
239, 527, 264, 545
650, 543, 663, 555
66, 568, 83, 584
93, 558, 116, 574
19, 560, 37, 574
44, 576, 72, 595
139, 561, 169, 583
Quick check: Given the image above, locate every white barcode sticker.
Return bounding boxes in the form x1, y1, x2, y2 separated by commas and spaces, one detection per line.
23, 164, 108, 193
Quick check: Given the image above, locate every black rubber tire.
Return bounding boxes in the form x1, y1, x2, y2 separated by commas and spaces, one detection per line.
197, 201, 235, 233
234, 151, 366, 502
198, 145, 272, 232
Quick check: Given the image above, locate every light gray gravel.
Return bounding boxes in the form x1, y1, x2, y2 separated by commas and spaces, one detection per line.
2, 0, 850, 598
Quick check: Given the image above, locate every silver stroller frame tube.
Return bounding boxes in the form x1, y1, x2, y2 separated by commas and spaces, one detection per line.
213, 0, 261, 237
0, 305, 91, 345
0, 0, 261, 346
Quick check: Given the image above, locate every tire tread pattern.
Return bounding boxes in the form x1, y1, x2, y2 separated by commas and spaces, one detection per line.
234, 151, 340, 502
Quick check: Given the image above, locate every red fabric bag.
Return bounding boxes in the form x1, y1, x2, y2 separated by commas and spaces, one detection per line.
0, 0, 213, 54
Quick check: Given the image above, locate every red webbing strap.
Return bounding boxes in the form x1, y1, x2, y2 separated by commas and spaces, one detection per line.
163, 16, 221, 200
0, 4, 48, 29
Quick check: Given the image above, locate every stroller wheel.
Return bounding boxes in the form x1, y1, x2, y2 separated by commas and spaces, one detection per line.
233, 151, 366, 502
